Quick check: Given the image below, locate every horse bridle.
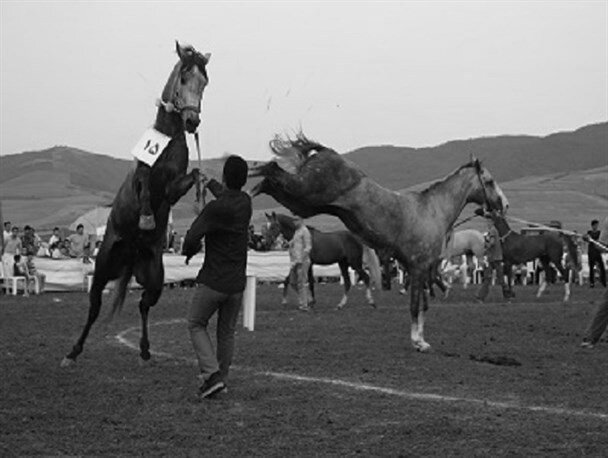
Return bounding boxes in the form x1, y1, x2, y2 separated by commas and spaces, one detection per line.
474, 164, 492, 211
156, 97, 201, 115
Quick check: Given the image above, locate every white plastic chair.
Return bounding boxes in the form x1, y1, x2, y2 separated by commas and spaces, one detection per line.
0, 261, 39, 295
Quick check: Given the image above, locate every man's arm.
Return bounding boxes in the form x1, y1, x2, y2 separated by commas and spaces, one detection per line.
182, 203, 222, 263
205, 178, 225, 199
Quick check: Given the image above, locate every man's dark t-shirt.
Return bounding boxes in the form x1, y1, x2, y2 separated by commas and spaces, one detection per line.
588, 229, 601, 256
182, 180, 252, 294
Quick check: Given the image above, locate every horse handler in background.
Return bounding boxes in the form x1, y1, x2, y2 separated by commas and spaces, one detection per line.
581, 216, 608, 349
476, 210, 512, 302
182, 155, 252, 399
287, 215, 312, 311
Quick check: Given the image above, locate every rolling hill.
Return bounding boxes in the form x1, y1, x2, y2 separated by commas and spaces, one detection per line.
1, 122, 606, 237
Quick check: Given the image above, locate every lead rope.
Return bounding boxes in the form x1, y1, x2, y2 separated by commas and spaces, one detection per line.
506, 215, 607, 251
194, 131, 206, 207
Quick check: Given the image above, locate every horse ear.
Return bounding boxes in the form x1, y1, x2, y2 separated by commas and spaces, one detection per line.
203, 53, 211, 64
474, 157, 481, 171
175, 40, 183, 58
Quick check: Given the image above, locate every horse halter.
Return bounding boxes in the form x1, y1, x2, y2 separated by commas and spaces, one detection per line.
474, 165, 492, 210
155, 97, 200, 115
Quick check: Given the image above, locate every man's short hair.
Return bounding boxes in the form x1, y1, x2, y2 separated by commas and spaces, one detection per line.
53, 227, 59, 231
77, 224, 84, 231
3, 221, 10, 228
223, 155, 248, 190
591, 219, 599, 226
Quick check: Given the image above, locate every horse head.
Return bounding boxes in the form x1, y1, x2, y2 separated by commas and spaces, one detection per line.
476, 208, 511, 238
249, 134, 365, 216
264, 211, 295, 241
468, 158, 509, 214
160, 41, 211, 134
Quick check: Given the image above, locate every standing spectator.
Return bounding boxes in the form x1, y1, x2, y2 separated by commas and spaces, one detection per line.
13, 254, 32, 297
68, 224, 91, 263
21, 225, 40, 258
585, 219, 606, 288
3, 221, 11, 248
476, 217, 511, 302
3, 226, 23, 270
182, 155, 252, 399
581, 217, 608, 348
287, 215, 313, 311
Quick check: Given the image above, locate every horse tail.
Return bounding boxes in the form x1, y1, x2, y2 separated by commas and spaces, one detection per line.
108, 265, 133, 320
362, 245, 383, 290
561, 233, 581, 271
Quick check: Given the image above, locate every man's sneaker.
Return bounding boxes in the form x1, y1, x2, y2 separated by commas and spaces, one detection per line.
580, 340, 595, 349
198, 372, 226, 399
298, 305, 311, 312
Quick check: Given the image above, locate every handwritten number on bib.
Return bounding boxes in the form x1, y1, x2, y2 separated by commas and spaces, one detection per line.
144, 139, 160, 156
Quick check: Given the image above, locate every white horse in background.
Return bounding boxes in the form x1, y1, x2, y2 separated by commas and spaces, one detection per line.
441, 229, 485, 292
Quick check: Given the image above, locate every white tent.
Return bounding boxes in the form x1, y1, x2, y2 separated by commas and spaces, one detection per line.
70, 207, 112, 238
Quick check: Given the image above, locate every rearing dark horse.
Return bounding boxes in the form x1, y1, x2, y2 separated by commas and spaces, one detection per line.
62, 42, 210, 366
265, 212, 381, 309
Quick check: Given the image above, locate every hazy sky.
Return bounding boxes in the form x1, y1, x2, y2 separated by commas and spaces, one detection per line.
1, 1, 606, 161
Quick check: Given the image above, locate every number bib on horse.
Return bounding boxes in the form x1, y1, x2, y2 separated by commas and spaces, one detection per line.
131, 127, 172, 166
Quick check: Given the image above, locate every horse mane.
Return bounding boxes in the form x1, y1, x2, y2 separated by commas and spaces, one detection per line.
269, 133, 331, 174
418, 160, 477, 197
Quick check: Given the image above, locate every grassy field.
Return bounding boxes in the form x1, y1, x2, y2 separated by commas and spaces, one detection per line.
1, 282, 607, 456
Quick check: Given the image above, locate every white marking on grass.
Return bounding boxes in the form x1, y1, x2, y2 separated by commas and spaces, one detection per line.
115, 320, 608, 421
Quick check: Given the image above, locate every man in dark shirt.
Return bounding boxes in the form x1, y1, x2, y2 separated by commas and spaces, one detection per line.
586, 219, 606, 288
182, 155, 252, 399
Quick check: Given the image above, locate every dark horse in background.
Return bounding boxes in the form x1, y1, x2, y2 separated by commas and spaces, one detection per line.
62, 42, 211, 366
250, 134, 508, 352
483, 210, 580, 302
265, 212, 382, 309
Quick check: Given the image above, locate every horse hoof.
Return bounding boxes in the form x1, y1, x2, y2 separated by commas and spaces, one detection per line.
138, 215, 156, 231
335, 305, 344, 310
368, 302, 377, 309
60, 357, 75, 367
413, 341, 431, 353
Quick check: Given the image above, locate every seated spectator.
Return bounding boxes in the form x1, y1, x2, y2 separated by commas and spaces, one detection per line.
67, 224, 91, 263
50, 240, 70, 259
48, 227, 62, 250
13, 254, 32, 297
26, 253, 45, 293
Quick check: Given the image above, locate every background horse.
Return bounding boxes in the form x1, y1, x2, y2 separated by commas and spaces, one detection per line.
484, 211, 580, 302
250, 134, 508, 352
265, 212, 381, 309
62, 42, 210, 366
441, 229, 485, 291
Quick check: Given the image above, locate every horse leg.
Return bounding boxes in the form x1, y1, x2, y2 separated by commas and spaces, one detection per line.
336, 262, 351, 309
410, 273, 431, 352
135, 163, 155, 231
554, 262, 571, 302
308, 264, 316, 306
281, 273, 290, 305
536, 260, 549, 298
166, 168, 199, 205
355, 267, 375, 308
61, 244, 116, 366
134, 251, 164, 361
